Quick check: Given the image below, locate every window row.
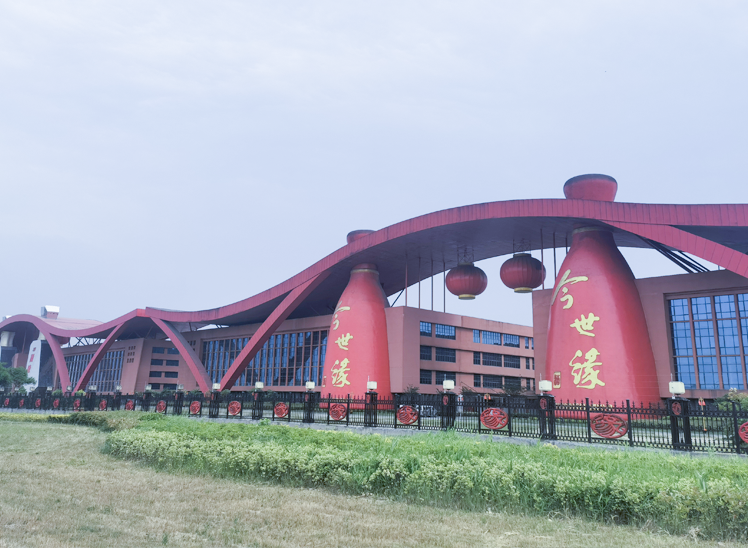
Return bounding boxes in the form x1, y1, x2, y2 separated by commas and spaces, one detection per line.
65, 350, 124, 393
669, 294, 748, 390
150, 359, 179, 367
419, 370, 456, 385
147, 383, 178, 391
420, 346, 456, 363
472, 352, 522, 369
152, 347, 180, 355
149, 371, 179, 378
473, 374, 534, 391
202, 330, 328, 388
420, 322, 456, 340
472, 330, 528, 348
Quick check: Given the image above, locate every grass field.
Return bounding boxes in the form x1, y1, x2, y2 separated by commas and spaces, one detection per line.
0, 419, 745, 547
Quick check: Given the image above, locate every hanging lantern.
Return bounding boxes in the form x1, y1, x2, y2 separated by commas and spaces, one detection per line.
500, 253, 545, 293
446, 263, 488, 300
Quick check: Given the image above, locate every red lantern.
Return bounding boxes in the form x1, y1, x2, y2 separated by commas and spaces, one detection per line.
500, 253, 545, 293
445, 263, 488, 300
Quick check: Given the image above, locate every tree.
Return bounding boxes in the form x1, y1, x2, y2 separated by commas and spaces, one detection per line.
0, 366, 36, 392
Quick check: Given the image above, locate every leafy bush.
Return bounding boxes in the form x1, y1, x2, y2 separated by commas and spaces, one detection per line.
103, 418, 748, 540
0, 412, 51, 423
49, 411, 148, 431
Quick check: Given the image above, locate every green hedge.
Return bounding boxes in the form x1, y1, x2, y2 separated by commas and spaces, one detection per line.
103, 418, 748, 540
0, 412, 51, 423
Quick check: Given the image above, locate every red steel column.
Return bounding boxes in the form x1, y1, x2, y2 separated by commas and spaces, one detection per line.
545, 175, 661, 406
321, 262, 391, 398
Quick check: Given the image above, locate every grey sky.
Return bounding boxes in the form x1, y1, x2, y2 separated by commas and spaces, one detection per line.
2, 1, 747, 327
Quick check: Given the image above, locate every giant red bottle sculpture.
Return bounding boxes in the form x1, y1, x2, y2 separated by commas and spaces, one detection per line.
545, 175, 661, 406
321, 231, 392, 398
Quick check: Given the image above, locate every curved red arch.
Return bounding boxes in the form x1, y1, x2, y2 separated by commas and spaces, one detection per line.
2, 197, 747, 391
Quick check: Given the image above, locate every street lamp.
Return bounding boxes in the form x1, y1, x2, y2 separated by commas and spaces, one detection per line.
442, 380, 455, 392
305, 381, 315, 391
254, 382, 264, 390
367, 381, 377, 392
669, 381, 686, 397
538, 380, 552, 394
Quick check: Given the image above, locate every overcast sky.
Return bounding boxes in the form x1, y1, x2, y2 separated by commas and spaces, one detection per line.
2, 1, 747, 327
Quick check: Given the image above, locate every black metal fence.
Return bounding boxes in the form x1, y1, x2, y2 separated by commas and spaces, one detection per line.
2, 390, 747, 454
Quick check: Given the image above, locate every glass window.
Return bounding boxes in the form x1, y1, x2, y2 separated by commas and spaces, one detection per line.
715, 295, 736, 319
525, 357, 531, 370
482, 352, 501, 367
505, 377, 522, 390
531, 338, 534, 350
483, 374, 502, 389
420, 369, 432, 384
473, 374, 481, 387
718, 319, 740, 355
150, 359, 164, 366
435, 371, 456, 384
162, 384, 177, 390
149, 383, 161, 390
525, 337, 529, 349
674, 358, 696, 389
435, 347, 456, 363
164, 371, 178, 379
693, 321, 716, 355
482, 331, 501, 345
473, 351, 481, 365
434, 324, 456, 340
473, 329, 480, 343
669, 299, 690, 322
167, 348, 180, 355
149, 371, 162, 378
739, 294, 748, 317
670, 322, 693, 356
504, 355, 521, 369
698, 356, 720, 389
420, 346, 432, 361
165, 360, 179, 367
420, 322, 432, 336
503, 334, 520, 348
721, 356, 745, 390
691, 297, 712, 320
152, 347, 166, 354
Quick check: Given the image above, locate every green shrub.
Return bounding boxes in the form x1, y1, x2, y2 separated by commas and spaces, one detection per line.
49, 411, 148, 431
102, 419, 748, 540
0, 412, 52, 423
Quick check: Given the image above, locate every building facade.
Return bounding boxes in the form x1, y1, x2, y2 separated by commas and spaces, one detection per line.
49, 307, 533, 395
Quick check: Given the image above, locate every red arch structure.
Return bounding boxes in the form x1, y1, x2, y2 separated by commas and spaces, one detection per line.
3, 198, 748, 391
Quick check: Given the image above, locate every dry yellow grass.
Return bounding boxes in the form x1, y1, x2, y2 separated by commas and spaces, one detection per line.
0, 421, 743, 548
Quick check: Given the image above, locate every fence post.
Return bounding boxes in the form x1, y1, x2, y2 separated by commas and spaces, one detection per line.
506, 397, 512, 437
585, 398, 592, 444
732, 401, 742, 455
626, 400, 633, 447
346, 394, 350, 427
393, 393, 399, 429
364, 391, 377, 427
303, 391, 316, 423
441, 392, 456, 430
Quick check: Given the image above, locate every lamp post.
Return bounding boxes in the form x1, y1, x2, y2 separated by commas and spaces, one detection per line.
365, 381, 378, 427
143, 384, 152, 412
209, 383, 221, 418
303, 382, 316, 423
441, 380, 456, 429
252, 382, 264, 420
86, 385, 97, 411
667, 381, 691, 450
172, 384, 183, 415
